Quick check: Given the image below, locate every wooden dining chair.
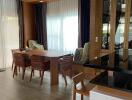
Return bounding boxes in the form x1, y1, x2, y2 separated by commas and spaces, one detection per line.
13, 53, 31, 80
72, 72, 95, 100
30, 55, 50, 85
58, 54, 76, 86
11, 49, 19, 70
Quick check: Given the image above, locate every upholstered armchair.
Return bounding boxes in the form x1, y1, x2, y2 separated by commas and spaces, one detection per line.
28, 40, 44, 50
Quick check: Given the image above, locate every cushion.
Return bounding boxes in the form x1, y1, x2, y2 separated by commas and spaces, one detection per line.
80, 42, 89, 64
28, 40, 37, 49
74, 48, 83, 64
28, 40, 44, 50
33, 43, 44, 50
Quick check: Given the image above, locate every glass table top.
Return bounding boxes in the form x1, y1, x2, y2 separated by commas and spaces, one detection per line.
84, 49, 132, 73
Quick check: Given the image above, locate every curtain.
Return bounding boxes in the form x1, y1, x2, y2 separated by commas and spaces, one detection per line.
78, 0, 90, 47
47, 0, 78, 53
16, 0, 24, 49
34, 3, 47, 50
0, 0, 19, 68
78, 0, 81, 47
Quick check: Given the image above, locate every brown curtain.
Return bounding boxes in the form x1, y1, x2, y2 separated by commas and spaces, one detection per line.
34, 3, 48, 50
16, 0, 24, 49
78, 0, 90, 47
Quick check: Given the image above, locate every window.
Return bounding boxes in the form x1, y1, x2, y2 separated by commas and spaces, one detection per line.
47, 0, 78, 53
0, 0, 19, 68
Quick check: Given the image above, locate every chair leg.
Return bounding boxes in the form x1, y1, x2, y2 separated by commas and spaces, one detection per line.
22, 68, 26, 80
32, 70, 34, 76
73, 91, 76, 100
81, 94, 83, 100
62, 71, 67, 86
12, 61, 14, 70
13, 66, 17, 78
62, 74, 67, 86
40, 70, 44, 85
39, 70, 41, 78
30, 69, 33, 82
19, 66, 20, 72
15, 66, 18, 76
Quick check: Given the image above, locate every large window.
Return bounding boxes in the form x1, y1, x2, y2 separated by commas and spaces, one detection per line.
47, 0, 78, 53
0, 0, 19, 68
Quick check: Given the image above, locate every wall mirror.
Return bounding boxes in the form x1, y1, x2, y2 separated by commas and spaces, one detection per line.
101, 0, 130, 50
102, 0, 110, 49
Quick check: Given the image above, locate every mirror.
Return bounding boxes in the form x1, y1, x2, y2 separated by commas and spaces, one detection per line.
101, 0, 130, 51
102, 0, 110, 49
115, 0, 125, 50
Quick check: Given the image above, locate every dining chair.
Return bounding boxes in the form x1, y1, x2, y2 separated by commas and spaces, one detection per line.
13, 53, 31, 80
11, 49, 19, 70
30, 55, 50, 85
59, 54, 77, 86
72, 72, 95, 100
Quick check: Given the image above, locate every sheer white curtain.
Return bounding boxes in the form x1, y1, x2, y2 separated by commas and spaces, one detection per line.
0, 0, 19, 68
47, 0, 78, 53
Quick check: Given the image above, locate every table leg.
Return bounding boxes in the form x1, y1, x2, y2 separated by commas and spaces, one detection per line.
50, 58, 59, 85
108, 71, 114, 86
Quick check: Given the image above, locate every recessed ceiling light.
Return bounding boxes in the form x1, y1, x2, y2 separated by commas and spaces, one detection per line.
39, 0, 43, 2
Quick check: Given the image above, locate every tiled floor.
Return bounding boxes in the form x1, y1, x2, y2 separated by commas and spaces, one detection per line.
0, 68, 89, 100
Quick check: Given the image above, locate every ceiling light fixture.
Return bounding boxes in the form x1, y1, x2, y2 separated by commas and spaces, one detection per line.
39, 0, 43, 2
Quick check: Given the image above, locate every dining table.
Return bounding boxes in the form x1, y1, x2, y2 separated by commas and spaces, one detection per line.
14, 49, 70, 85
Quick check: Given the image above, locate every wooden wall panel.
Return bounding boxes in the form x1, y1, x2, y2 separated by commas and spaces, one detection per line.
23, 2, 36, 47
89, 0, 103, 60
109, 0, 116, 52
123, 0, 131, 49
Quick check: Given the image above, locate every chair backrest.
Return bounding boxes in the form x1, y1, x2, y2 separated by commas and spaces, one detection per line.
62, 54, 73, 62
30, 55, 49, 70
11, 49, 19, 59
72, 72, 86, 90
72, 72, 84, 85
59, 54, 73, 70
13, 53, 29, 67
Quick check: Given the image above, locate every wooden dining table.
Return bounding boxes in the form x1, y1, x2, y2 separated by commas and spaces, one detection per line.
14, 49, 70, 85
